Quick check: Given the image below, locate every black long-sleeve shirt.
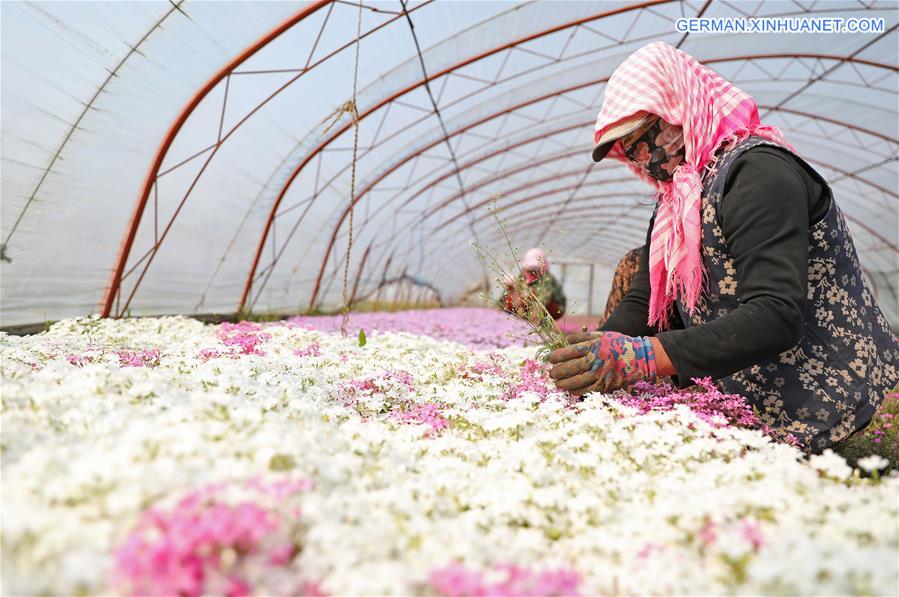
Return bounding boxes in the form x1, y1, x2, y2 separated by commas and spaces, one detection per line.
601, 146, 831, 387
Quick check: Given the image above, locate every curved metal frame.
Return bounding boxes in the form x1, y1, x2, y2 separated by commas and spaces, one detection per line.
102, 0, 335, 316
287, 55, 897, 309
290, 57, 897, 309
242, 0, 677, 310
102, 0, 432, 317
98, 0, 897, 317
1, 2, 188, 262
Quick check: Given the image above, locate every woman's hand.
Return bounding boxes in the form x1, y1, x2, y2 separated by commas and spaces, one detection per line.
547, 331, 658, 395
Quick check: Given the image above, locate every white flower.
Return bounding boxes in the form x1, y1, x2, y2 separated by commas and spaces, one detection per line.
808, 449, 854, 481
2, 315, 897, 595
857, 454, 889, 473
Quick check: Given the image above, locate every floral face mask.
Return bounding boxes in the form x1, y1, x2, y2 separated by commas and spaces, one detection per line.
620, 117, 686, 182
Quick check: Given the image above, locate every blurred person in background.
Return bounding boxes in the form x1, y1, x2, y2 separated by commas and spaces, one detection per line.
502, 248, 566, 321
547, 41, 898, 452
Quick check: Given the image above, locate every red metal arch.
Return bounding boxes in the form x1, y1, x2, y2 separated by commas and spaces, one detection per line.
395, 157, 899, 294
329, 98, 899, 269
353, 201, 896, 317
279, 54, 897, 310
342, 102, 899, 288
341, 57, 899, 234
382, 145, 899, 299
350, 103, 898, 248
359, 130, 898, 293
422, 148, 898, 239
310, 52, 899, 231
2, 2, 188, 258
475, 213, 652, 261
101, 0, 333, 316
363, 52, 898, 227
100, 0, 898, 317
102, 0, 433, 317
241, 0, 679, 310
501, 210, 650, 244
426, 109, 899, 233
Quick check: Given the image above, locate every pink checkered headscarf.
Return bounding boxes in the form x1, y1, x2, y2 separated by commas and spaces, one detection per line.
594, 42, 793, 329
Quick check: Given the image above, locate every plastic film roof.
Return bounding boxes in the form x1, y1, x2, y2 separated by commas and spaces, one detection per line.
2, 0, 897, 327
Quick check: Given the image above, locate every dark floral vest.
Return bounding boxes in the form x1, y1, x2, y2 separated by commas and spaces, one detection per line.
674, 136, 899, 452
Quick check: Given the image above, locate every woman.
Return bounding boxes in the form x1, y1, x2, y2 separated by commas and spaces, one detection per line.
547, 42, 898, 452
502, 248, 566, 320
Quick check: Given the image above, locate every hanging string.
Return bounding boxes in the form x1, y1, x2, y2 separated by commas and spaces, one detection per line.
335, 0, 363, 337
320, 99, 358, 136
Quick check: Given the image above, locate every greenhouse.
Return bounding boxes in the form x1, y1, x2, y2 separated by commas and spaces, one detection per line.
1, 1, 897, 595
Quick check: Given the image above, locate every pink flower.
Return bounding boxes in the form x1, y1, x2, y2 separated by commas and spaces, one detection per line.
636, 543, 661, 559
299, 581, 329, 596
459, 353, 506, 381
337, 371, 452, 436
216, 322, 271, 356
294, 343, 322, 357
428, 564, 483, 597
623, 378, 758, 429
226, 576, 251, 597
739, 518, 764, 551
220, 321, 263, 333
198, 348, 222, 361
697, 520, 717, 546
429, 562, 580, 597
391, 401, 449, 436
503, 359, 555, 401
67, 354, 93, 367
336, 370, 415, 406
117, 349, 160, 368
112, 478, 313, 596
267, 544, 297, 566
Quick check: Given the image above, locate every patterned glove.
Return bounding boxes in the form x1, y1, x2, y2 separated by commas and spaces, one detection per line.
547, 331, 658, 395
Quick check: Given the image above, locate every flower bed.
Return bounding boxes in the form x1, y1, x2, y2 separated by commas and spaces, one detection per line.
287, 307, 532, 349
1, 311, 896, 595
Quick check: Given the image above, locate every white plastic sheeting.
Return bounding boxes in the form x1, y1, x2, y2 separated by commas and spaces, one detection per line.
1, 0, 896, 327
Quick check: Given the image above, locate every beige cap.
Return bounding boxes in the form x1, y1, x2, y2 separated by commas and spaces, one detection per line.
591, 112, 655, 162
